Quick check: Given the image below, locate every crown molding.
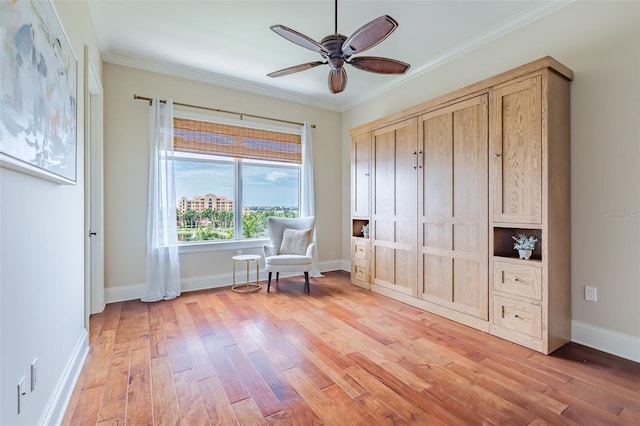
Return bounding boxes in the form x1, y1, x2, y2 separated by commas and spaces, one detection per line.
103, 51, 343, 112
341, 0, 575, 111
103, 0, 574, 113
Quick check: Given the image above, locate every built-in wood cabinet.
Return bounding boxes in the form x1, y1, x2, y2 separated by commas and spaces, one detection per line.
350, 57, 572, 353
371, 118, 418, 297
489, 69, 572, 354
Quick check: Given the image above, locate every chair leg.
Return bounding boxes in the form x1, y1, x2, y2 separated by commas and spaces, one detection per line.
304, 272, 310, 294
267, 272, 272, 293
276, 272, 279, 282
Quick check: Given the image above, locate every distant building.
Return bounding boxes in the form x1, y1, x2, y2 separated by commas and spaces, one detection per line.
177, 193, 233, 215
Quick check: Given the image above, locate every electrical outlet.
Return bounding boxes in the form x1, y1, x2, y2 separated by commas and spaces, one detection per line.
31, 358, 38, 391
585, 286, 597, 302
17, 375, 26, 414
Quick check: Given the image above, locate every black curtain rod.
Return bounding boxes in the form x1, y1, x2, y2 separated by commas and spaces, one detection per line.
133, 94, 316, 128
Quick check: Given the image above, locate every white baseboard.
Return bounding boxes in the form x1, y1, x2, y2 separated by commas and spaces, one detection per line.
41, 328, 89, 426
571, 320, 640, 362
105, 259, 346, 304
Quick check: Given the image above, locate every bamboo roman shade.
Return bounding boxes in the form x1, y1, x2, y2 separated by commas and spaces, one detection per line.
173, 117, 301, 163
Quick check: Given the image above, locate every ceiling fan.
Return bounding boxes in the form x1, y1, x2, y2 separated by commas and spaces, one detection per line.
267, 0, 410, 94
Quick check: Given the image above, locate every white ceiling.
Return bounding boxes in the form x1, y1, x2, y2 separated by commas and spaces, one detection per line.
88, 0, 571, 111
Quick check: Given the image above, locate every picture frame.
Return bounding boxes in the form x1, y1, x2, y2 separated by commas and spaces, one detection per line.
0, 0, 78, 184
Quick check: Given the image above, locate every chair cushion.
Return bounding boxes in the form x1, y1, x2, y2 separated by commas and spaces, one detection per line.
265, 255, 312, 266
279, 228, 312, 255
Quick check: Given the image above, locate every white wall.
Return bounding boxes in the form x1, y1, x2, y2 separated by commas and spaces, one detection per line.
0, 1, 103, 424
342, 0, 640, 361
102, 64, 342, 300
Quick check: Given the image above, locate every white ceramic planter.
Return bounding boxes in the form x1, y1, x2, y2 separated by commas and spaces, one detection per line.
518, 249, 533, 260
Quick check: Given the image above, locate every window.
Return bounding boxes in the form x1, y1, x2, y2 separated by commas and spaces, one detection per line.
173, 115, 301, 245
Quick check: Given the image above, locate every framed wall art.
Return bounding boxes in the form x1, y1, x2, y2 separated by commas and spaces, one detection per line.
0, 0, 77, 184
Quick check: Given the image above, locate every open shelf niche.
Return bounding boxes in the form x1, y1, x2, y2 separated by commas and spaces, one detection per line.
493, 227, 543, 261
352, 219, 370, 238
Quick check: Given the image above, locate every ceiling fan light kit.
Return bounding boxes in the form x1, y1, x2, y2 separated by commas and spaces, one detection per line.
267, 0, 410, 94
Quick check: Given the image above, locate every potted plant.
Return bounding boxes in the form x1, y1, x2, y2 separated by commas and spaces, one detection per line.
512, 234, 537, 259
361, 224, 369, 239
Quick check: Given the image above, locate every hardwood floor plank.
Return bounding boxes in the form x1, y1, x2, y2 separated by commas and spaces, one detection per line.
174, 369, 210, 425
148, 302, 168, 359
198, 376, 240, 426
81, 328, 116, 390
126, 347, 153, 426
347, 351, 474, 425
67, 386, 103, 426
286, 332, 366, 399
150, 356, 181, 425
345, 364, 435, 424
164, 319, 192, 373
200, 335, 250, 404
230, 397, 265, 426
186, 301, 215, 336
246, 350, 323, 425
225, 344, 286, 417
63, 271, 640, 426
97, 343, 130, 423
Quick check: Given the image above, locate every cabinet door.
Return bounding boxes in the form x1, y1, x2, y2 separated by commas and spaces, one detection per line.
351, 132, 371, 218
371, 118, 418, 297
418, 95, 488, 319
491, 76, 542, 224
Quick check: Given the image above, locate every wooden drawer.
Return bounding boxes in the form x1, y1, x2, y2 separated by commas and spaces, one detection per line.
493, 261, 542, 300
352, 238, 370, 260
493, 295, 542, 339
351, 259, 370, 284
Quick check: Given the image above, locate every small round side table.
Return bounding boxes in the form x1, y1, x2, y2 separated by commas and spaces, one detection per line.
231, 254, 262, 293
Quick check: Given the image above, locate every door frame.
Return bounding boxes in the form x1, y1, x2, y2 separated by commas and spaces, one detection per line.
84, 46, 105, 329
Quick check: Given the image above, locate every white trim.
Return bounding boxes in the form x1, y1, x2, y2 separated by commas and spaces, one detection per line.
571, 320, 640, 363
103, 2, 573, 113
104, 51, 341, 111
178, 238, 270, 254
40, 329, 89, 426
105, 260, 345, 303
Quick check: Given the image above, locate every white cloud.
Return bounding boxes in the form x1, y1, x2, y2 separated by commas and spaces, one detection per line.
265, 170, 288, 182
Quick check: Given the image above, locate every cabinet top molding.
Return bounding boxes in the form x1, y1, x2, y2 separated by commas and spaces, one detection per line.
350, 56, 573, 136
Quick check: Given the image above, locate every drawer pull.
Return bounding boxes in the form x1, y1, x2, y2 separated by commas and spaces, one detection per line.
514, 314, 519, 318
501, 306, 505, 318
512, 277, 520, 282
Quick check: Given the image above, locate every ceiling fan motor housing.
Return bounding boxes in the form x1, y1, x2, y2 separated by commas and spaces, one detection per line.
321, 34, 347, 70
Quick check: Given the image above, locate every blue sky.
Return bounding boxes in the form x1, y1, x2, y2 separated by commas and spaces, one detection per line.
174, 160, 299, 207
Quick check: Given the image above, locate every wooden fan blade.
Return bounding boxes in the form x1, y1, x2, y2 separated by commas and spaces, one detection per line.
348, 56, 410, 74
328, 68, 347, 94
342, 15, 398, 57
267, 61, 325, 78
270, 25, 329, 55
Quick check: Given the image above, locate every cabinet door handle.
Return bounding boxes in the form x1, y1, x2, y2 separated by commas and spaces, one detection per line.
413, 151, 418, 169
501, 305, 505, 318
418, 150, 423, 168
512, 277, 520, 282
493, 153, 502, 157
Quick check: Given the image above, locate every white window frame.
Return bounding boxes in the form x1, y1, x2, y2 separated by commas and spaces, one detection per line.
173, 109, 302, 254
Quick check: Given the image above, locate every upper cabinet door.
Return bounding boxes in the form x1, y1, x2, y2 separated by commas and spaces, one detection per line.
351, 132, 371, 218
491, 76, 542, 224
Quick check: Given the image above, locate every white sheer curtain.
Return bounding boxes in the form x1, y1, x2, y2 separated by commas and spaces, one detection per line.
300, 122, 323, 277
142, 97, 181, 302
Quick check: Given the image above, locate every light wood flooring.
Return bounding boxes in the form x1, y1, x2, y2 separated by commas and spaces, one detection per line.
62, 271, 640, 425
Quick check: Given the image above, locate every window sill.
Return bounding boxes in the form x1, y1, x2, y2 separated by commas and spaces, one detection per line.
178, 238, 270, 254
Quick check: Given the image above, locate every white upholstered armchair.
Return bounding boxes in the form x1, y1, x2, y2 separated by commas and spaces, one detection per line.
263, 216, 315, 293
